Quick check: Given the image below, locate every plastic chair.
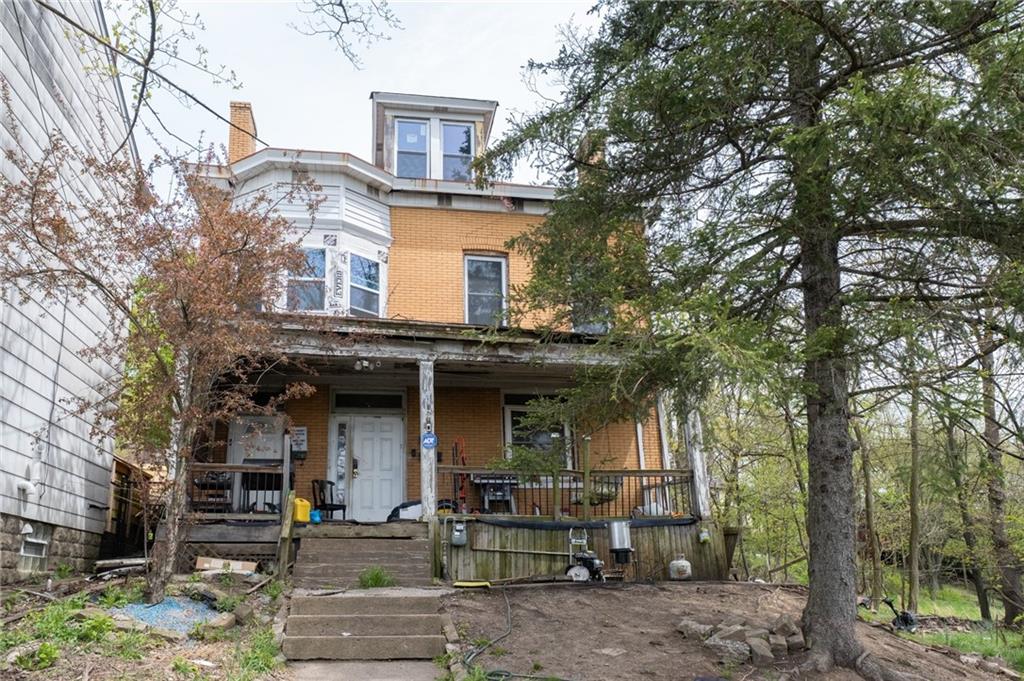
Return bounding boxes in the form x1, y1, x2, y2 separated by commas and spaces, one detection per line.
311, 480, 346, 521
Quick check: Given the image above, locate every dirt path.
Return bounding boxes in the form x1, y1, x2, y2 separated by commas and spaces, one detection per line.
442, 581, 1003, 681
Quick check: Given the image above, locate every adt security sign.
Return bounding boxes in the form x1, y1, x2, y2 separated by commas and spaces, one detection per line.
421, 432, 438, 450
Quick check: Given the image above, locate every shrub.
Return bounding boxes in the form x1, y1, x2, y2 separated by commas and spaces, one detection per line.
357, 566, 396, 589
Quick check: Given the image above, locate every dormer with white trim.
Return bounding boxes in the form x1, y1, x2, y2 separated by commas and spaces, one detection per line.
370, 92, 498, 182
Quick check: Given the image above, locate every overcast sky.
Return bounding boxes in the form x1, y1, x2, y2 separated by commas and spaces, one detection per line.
138, 1, 596, 183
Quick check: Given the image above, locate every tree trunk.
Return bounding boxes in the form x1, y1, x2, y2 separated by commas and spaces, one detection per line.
854, 423, 883, 611
147, 454, 190, 603
980, 334, 1023, 626
908, 381, 922, 612
790, 10, 861, 667
944, 419, 992, 621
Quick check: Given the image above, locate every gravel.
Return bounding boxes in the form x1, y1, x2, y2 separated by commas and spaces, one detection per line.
110, 596, 217, 634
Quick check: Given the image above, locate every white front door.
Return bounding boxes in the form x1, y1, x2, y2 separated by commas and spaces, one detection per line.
350, 415, 404, 522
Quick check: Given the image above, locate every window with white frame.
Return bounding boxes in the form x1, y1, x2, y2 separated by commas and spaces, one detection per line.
396, 119, 429, 179
442, 122, 474, 181
349, 254, 381, 318
465, 255, 507, 326
286, 248, 326, 311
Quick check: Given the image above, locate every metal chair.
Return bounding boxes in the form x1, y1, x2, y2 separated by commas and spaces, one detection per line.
311, 480, 346, 521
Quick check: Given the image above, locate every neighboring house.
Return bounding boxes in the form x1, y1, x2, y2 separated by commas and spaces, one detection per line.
0, 1, 134, 580
191, 93, 712, 530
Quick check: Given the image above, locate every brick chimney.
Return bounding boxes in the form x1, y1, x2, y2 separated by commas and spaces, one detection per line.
228, 101, 257, 163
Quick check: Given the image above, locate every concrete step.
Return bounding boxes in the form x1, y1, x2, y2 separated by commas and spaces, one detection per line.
290, 595, 441, 616
294, 579, 436, 591
286, 614, 443, 637
300, 538, 431, 551
294, 564, 430, 576
283, 634, 446, 660
297, 554, 432, 567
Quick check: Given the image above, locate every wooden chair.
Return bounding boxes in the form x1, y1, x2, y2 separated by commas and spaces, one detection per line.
311, 480, 346, 521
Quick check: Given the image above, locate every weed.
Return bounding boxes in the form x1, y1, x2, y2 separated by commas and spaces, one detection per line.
225, 627, 280, 681
264, 579, 283, 600
531, 661, 544, 672
456, 622, 470, 640
172, 656, 198, 676
55, 563, 74, 579
32, 597, 86, 643
220, 565, 234, 588
433, 650, 457, 669
98, 582, 143, 609
471, 637, 491, 648
103, 630, 152, 661
188, 572, 202, 583
15, 641, 60, 671
77, 613, 114, 642
216, 595, 243, 613
357, 566, 396, 589
490, 646, 509, 657
2, 591, 22, 613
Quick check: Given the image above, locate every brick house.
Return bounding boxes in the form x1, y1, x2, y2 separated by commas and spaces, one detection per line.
187, 93, 719, 582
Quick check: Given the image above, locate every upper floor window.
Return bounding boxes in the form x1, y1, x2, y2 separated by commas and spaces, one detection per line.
396, 119, 428, 179
442, 122, 474, 181
465, 255, 507, 326
287, 248, 326, 311
350, 254, 381, 318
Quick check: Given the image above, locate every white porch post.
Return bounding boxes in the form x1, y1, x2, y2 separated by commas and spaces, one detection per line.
683, 409, 712, 520
418, 359, 437, 519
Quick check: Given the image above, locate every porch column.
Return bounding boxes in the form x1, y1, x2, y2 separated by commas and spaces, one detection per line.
418, 359, 437, 519
683, 409, 712, 520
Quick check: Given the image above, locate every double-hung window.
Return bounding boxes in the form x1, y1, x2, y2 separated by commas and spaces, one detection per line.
286, 248, 326, 311
465, 255, 507, 326
396, 119, 428, 179
349, 254, 381, 318
442, 122, 474, 181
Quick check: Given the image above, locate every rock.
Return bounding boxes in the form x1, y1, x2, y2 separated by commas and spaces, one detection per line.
959, 655, 982, 667
769, 633, 788, 656
745, 627, 770, 640
1000, 667, 1021, 680
4, 642, 38, 668
594, 647, 627, 657
111, 614, 148, 632
716, 625, 749, 642
73, 607, 108, 621
184, 583, 230, 604
980, 661, 1002, 674
720, 614, 748, 628
747, 637, 774, 665
201, 612, 236, 635
232, 602, 255, 625
150, 626, 186, 642
786, 630, 806, 652
676, 619, 715, 640
772, 613, 800, 638
704, 636, 750, 665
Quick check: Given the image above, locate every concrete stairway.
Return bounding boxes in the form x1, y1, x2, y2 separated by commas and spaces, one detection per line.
292, 536, 434, 590
283, 592, 447, 660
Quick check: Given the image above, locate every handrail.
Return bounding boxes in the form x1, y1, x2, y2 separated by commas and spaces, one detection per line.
437, 465, 692, 478
191, 463, 283, 474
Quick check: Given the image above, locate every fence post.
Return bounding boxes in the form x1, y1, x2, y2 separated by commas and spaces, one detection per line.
553, 471, 562, 521
277, 490, 296, 577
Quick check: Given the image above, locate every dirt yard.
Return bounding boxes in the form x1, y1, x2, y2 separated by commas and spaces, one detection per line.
442, 581, 1005, 681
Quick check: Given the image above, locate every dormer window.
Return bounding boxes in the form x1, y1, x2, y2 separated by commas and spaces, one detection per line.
442, 122, 474, 181
396, 119, 429, 179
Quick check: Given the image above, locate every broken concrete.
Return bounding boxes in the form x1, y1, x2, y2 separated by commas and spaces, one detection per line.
704, 636, 750, 664
747, 636, 774, 665
772, 613, 800, 638
676, 618, 715, 640
769, 633, 788, 656
786, 629, 806, 652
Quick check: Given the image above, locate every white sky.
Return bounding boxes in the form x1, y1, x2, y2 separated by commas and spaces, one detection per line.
136, 1, 597, 183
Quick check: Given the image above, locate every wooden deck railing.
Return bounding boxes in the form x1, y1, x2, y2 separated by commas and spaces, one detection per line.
187, 462, 285, 520
436, 466, 693, 520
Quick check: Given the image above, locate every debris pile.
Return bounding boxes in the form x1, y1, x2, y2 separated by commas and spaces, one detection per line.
676, 613, 807, 667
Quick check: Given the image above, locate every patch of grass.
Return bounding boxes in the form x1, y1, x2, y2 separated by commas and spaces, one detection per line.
55, 563, 74, 579
215, 595, 243, 613
471, 637, 491, 648
915, 626, 1024, 672
263, 579, 283, 600
225, 627, 280, 681
103, 630, 153, 660
531, 661, 544, 672
15, 641, 60, 671
357, 566, 396, 589
32, 596, 88, 643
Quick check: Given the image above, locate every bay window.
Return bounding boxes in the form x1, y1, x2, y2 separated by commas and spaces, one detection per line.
286, 248, 326, 311
349, 254, 381, 318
